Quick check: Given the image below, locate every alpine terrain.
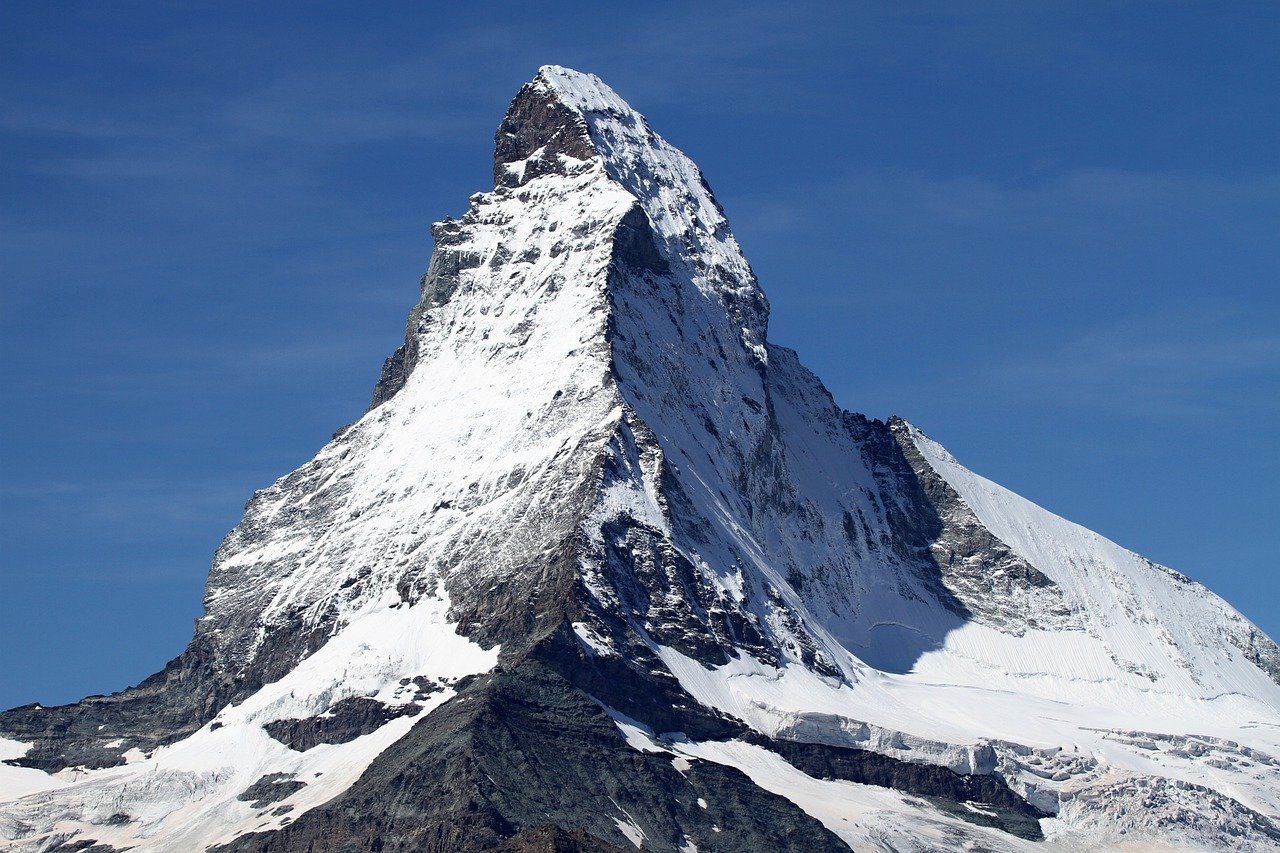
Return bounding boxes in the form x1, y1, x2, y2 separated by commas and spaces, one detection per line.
3, 66, 1279, 853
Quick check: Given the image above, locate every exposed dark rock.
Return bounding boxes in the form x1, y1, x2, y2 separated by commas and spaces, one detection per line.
534, 621, 741, 743
213, 617, 1050, 850
368, 343, 408, 410
0, 633, 239, 772
211, 658, 847, 853
0, 565, 363, 773
263, 697, 423, 751
485, 825, 630, 852
238, 773, 307, 809
749, 734, 1048, 840
493, 74, 597, 189
869, 415, 1076, 634
611, 204, 669, 276
369, 219, 484, 410
1235, 622, 1280, 686
446, 531, 588, 656
41, 838, 119, 853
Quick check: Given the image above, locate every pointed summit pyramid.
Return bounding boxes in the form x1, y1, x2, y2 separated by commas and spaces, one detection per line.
3, 67, 1279, 852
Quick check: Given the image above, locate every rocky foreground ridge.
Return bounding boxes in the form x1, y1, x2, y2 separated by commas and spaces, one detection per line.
2, 66, 1279, 852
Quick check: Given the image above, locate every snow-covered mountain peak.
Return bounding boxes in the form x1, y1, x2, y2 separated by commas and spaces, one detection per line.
3, 67, 1279, 852
533, 65, 637, 118
493, 65, 768, 343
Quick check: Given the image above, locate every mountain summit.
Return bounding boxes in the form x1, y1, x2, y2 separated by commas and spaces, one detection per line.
3, 65, 1279, 852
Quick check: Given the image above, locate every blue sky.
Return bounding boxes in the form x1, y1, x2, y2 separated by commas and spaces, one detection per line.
1, 2, 1277, 710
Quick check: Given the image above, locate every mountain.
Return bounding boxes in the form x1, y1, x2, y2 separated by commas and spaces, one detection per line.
2, 65, 1279, 853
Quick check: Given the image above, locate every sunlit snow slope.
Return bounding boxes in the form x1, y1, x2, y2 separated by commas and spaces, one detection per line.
3, 66, 1278, 853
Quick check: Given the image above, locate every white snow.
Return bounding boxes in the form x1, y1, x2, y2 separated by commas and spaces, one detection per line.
909, 422, 1280, 703
607, 708, 668, 755
676, 738, 1038, 852
0, 739, 66, 803
200, 154, 637, 674
0, 740, 29, 765
631, 402, 1280, 847
610, 802, 647, 849
0, 590, 497, 851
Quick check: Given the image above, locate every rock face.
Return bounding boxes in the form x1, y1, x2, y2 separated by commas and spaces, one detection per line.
3, 66, 1280, 852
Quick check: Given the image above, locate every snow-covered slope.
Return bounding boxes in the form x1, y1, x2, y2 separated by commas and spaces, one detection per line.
1, 592, 497, 851
2, 66, 1278, 852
